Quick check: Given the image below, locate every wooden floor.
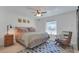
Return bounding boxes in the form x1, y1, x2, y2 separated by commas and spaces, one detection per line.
0, 43, 25, 53
0, 42, 75, 53
0, 36, 75, 53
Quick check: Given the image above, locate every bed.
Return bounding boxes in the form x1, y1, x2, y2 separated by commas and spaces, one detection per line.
15, 27, 50, 48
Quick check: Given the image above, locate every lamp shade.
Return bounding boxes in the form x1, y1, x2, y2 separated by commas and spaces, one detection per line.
7, 25, 12, 34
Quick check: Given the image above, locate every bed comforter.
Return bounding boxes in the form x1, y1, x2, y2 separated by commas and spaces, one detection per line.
16, 32, 49, 48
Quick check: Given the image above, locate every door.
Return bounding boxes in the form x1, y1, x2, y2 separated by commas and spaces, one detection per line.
77, 6, 79, 50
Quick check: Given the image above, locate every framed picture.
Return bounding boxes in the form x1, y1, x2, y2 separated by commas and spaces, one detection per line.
23, 19, 26, 23
18, 18, 22, 23
27, 20, 30, 23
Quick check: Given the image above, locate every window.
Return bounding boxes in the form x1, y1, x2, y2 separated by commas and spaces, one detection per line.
46, 21, 57, 35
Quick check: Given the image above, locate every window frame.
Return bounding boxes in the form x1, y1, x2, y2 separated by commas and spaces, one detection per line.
45, 21, 57, 35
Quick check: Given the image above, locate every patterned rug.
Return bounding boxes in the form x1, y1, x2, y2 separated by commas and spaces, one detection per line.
18, 40, 61, 53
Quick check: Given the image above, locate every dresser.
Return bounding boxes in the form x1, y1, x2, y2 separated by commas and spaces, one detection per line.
4, 34, 14, 47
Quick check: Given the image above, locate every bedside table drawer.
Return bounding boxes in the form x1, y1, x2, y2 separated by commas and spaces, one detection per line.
4, 34, 14, 47
5, 39, 13, 44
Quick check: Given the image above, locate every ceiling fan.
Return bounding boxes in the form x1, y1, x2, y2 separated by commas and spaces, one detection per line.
33, 9, 47, 17
26, 7, 47, 17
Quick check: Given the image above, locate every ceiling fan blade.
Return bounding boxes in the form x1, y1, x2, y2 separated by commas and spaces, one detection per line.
42, 12, 47, 13
32, 10, 40, 13
32, 12, 36, 13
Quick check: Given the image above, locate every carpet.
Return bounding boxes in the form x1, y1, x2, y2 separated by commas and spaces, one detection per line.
18, 40, 61, 53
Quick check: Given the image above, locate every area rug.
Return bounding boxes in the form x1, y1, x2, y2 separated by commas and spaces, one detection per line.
18, 40, 61, 53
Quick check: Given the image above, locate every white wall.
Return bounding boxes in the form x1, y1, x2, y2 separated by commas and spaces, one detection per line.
35, 11, 77, 50
0, 7, 36, 46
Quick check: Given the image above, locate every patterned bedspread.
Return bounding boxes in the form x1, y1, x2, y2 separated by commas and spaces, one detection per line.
18, 40, 61, 53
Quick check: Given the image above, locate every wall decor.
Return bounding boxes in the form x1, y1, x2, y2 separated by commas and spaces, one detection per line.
18, 18, 22, 23
23, 19, 26, 23
27, 20, 30, 23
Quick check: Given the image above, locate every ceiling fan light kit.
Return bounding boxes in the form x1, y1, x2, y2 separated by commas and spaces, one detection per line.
36, 13, 42, 16
33, 10, 46, 17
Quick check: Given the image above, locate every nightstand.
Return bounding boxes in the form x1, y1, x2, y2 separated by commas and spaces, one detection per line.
4, 34, 14, 47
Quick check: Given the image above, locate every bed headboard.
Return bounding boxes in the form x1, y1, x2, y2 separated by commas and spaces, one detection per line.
15, 27, 36, 40
15, 27, 36, 32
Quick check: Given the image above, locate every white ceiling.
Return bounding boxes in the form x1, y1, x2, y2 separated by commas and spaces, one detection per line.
4, 6, 77, 20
